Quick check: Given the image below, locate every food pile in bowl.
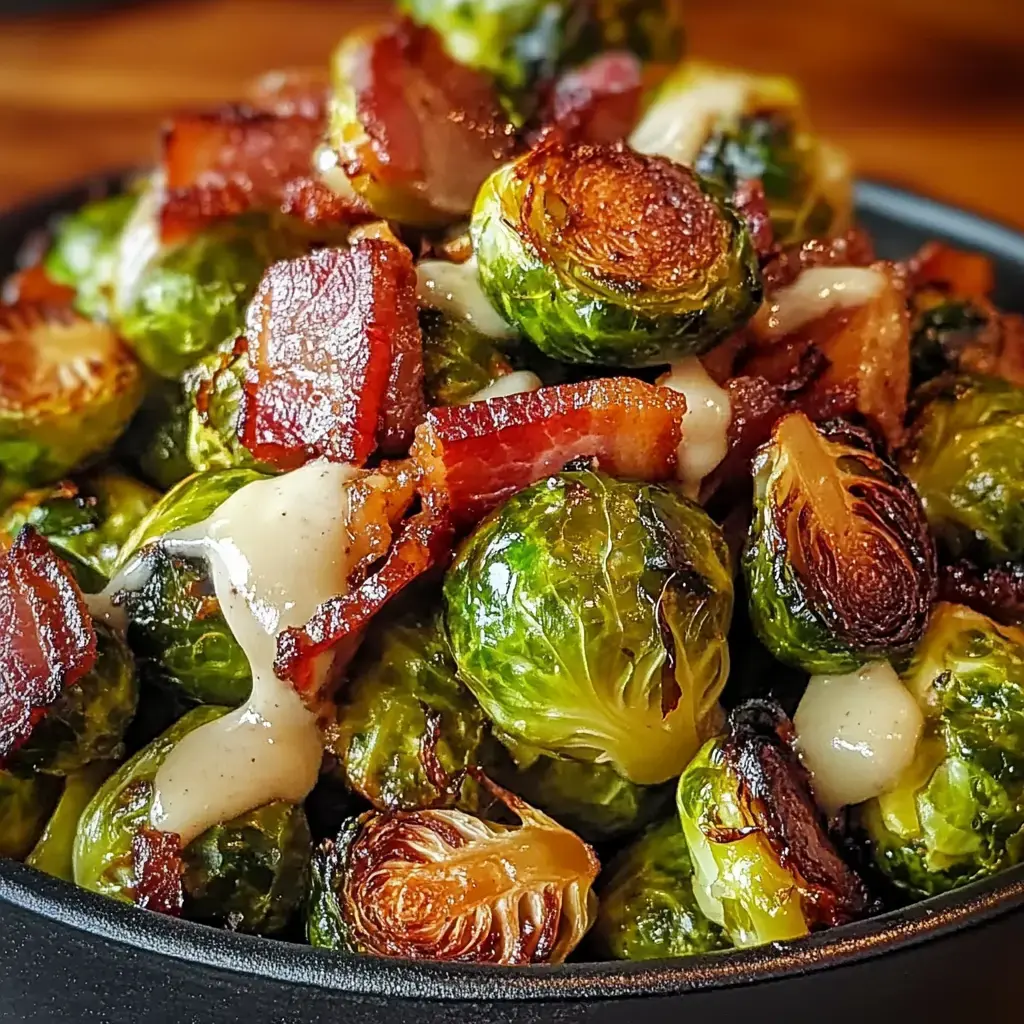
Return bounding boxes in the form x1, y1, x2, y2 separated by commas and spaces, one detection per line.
2, 0, 1024, 969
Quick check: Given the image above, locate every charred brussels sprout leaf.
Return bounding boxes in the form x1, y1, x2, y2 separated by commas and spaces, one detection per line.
472, 139, 761, 366
860, 604, 1024, 896
569, 0, 685, 71
901, 376, 1024, 563
9, 623, 137, 776
744, 413, 936, 675
592, 816, 730, 960
445, 469, 733, 786
909, 297, 992, 387
27, 762, 114, 881
117, 221, 302, 379
44, 194, 138, 321
422, 310, 514, 407
307, 789, 599, 963
0, 471, 158, 590
677, 702, 870, 948
0, 306, 144, 502
118, 380, 195, 491
182, 801, 312, 935
0, 770, 62, 861
329, 605, 486, 811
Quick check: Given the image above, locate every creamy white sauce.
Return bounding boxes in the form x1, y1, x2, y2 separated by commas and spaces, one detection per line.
794, 662, 924, 814
658, 357, 732, 500
416, 257, 517, 340
467, 370, 543, 404
630, 73, 749, 167
755, 266, 887, 340
113, 176, 163, 316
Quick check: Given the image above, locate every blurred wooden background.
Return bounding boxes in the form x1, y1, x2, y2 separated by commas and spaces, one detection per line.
0, 0, 1022, 223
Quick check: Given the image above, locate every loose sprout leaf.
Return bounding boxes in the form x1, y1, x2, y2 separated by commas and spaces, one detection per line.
0, 528, 98, 762
329, 19, 517, 227
241, 242, 421, 469
160, 106, 369, 241
411, 377, 687, 529
310, 784, 599, 964
131, 826, 184, 916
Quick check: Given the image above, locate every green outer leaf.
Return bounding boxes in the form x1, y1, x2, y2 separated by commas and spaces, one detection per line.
9, 623, 137, 776
902, 376, 1024, 562
306, 819, 364, 953
118, 379, 195, 492
471, 162, 762, 367
332, 606, 486, 812
27, 762, 115, 882
422, 310, 513, 406
444, 470, 732, 785
0, 770, 62, 861
592, 815, 730, 961
182, 801, 312, 935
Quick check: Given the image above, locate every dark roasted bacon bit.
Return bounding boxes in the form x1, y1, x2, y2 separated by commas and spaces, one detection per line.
131, 827, 184, 917
241, 241, 421, 470
276, 501, 452, 691
341, 20, 517, 221
724, 701, 871, 928
411, 378, 687, 529
539, 51, 643, 146
160, 106, 368, 241
907, 241, 994, 299
762, 228, 876, 292
940, 560, 1024, 628
0, 528, 97, 762
732, 179, 775, 260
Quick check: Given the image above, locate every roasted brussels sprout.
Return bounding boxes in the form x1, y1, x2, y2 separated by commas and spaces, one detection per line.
631, 62, 851, 246
744, 413, 936, 675
44, 194, 138, 321
471, 138, 762, 366
909, 297, 993, 387
901, 376, 1024, 563
118, 380, 194, 491
677, 702, 870, 948
0, 471, 158, 590
74, 705, 310, 933
422, 310, 514, 407
859, 604, 1024, 896
117, 219, 302, 379
328, 605, 486, 811
445, 469, 733, 786
114, 468, 266, 707
0, 770, 61, 861
26, 762, 114, 881
592, 816, 730, 960
491, 735, 671, 843
307, 786, 599, 963
0, 306, 144, 502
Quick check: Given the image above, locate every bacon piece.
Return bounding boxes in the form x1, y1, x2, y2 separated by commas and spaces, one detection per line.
908, 241, 994, 299
340, 20, 517, 222
160, 105, 368, 241
246, 68, 330, 120
131, 828, 184, 917
540, 52, 643, 146
732, 180, 775, 261
1, 265, 76, 307
276, 501, 452, 690
241, 241, 421, 470
411, 378, 687, 529
0, 528, 97, 762
763, 229, 876, 293
939, 560, 1024, 628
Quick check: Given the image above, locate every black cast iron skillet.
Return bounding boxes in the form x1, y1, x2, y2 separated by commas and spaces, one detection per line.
1, 179, 1023, 1024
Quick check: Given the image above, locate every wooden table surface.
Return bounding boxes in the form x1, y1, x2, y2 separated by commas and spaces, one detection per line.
0, 0, 1022, 225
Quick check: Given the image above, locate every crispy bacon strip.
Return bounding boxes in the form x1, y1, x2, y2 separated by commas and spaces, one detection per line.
732, 180, 775, 261
1, 265, 76, 307
160, 105, 368, 241
908, 241, 994, 299
241, 241, 421, 470
0, 528, 97, 761
131, 828, 184, 917
412, 378, 687, 529
276, 501, 452, 690
762, 228, 876, 292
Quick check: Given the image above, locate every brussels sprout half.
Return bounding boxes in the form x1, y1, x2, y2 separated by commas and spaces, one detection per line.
471, 139, 762, 366
44, 193, 139, 321
117, 379, 195, 491
114, 468, 267, 708
0, 306, 144, 503
902, 376, 1024, 563
445, 469, 733, 786
909, 296, 993, 387
860, 604, 1024, 896
8, 622, 137, 777
329, 604, 486, 812
422, 310, 515, 407
74, 705, 311, 934
744, 413, 937, 675
592, 816, 730, 960
0, 770, 62, 861
0, 471, 158, 591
